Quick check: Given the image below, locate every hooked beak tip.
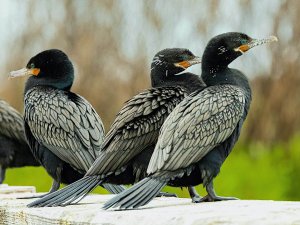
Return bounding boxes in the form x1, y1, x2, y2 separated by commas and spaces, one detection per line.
9, 68, 29, 78
269, 35, 278, 42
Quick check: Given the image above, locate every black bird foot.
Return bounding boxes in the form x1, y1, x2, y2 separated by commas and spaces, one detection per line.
17, 193, 50, 200
188, 186, 202, 203
191, 195, 202, 203
156, 192, 177, 197
18, 179, 60, 199
199, 194, 238, 202
17, 193, 48, 199
201, 181, 238, 202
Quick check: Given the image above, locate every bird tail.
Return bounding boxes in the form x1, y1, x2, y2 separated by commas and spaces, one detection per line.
103, 177, 167, 210
102, 183, 126, 194
27, 175, 102, 207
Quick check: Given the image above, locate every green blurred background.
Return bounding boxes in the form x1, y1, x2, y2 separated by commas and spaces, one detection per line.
5, 137, 300, 200
2, 0, 300, 200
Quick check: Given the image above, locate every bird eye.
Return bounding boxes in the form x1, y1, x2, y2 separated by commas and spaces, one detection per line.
240, 39, 248, 45
30, 63, 35, 69
184, 50, 193, 58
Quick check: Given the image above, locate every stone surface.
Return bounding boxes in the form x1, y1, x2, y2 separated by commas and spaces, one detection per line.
0, 186, 300, 225
0, 184, 35, 195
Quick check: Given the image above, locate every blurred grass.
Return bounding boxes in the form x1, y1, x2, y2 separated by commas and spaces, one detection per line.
5, 135, 300, 201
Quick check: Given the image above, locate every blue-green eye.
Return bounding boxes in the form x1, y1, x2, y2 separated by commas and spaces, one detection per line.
30, 63, 35, 68
240, 39, 247, 45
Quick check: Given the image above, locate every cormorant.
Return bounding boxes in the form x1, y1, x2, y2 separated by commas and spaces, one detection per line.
103, 32, 278, 209
0, 99, 39, 183
27, 48, 204, 207
9, 49, 124, 196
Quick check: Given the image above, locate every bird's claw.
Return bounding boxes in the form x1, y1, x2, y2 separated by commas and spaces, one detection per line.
191, 195, 202, 203
156, 192, 177, 197
199, 194, 239, 202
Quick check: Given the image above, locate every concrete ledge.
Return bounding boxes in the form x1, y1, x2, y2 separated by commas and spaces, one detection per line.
0, 184, 35, 195
1, 186, 300, 225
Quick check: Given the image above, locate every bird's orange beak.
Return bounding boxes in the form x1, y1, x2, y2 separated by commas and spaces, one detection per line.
174, 56, 201, 69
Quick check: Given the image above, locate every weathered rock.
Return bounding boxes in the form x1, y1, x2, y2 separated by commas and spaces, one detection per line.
0, 186, 300, 225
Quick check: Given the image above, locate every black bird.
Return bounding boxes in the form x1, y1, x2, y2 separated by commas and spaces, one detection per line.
103, 32, 278, 209
0, 99, 39, 183
9, 49, 124, 196
27, 48, 204, 207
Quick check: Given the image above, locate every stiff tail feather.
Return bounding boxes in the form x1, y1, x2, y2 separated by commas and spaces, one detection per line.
102, 183, 126, 194
27, 175, 102, 207
103, 177, 167, 210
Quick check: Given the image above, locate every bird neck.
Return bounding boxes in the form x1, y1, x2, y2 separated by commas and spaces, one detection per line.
24, 75, 73, 94
202, 67, 249, 87
201, 58, 228, 76
151, 70, 203, 93
201, 42, 238, 74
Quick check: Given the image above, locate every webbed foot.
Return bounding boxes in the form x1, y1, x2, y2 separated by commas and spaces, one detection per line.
201, 181, 238, 202
156, 192, 177, 197
188, 186, 202, 203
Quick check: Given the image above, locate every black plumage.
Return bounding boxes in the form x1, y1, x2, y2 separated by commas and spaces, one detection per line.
27, 48, 204, 207
9, 49, 123, 195
103, 32, 278, 209
0, 100, 39, 183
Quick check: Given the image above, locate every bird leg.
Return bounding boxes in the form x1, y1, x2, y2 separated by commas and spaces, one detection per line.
188, 186, 201, 203
0, 166, 5, 184
48, 179, 60, 193
17, 179, 61, 199
200, 181, 238, 202
40, 167, 61, 196
45, 165, 62, 193
18, 168, 61, 199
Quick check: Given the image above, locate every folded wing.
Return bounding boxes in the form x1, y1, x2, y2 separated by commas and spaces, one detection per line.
147, 85, 246, 174
0, 100, 26, 143
86, 86, 187, 175
24, 87, 105, 171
